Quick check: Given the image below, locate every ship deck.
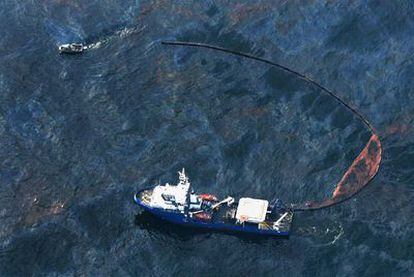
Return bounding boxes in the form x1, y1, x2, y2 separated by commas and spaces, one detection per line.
210, 202, 293, 233
136, 188, 293, 234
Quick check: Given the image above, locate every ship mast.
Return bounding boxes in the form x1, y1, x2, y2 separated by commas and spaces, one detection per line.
178, 168, 190, 187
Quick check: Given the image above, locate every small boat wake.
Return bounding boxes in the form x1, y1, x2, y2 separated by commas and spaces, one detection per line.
83, 25, 146, 51
161, 40, 383, 212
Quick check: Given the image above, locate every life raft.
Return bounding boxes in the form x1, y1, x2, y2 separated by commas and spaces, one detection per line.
199, 194, 218, 202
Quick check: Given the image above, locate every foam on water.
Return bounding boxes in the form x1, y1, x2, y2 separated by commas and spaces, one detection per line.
85, 25, 147, 50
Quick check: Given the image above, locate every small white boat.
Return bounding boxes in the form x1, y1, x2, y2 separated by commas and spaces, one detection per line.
58, 43, 86, 54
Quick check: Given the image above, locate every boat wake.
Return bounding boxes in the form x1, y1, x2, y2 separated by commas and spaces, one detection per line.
161, 40, 383, 212
296, 220, 344, 247
84, 25, 146, 50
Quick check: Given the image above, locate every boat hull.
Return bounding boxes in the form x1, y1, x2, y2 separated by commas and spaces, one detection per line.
134, 192, 290, 237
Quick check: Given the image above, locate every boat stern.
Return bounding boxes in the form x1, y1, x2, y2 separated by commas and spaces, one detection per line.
58, 44, 68, 53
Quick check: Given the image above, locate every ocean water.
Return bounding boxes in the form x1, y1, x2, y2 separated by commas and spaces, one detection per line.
0, 0, 413, 276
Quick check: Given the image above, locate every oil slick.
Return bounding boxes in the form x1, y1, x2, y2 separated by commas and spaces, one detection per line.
162, 41, 383, 212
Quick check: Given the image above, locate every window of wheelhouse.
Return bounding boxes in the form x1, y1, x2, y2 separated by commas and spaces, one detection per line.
161, 194, 176, 203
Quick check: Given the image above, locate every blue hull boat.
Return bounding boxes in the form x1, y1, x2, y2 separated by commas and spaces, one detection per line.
134, 169, 293, 237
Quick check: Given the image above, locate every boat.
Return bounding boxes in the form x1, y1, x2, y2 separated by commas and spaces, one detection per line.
134, 169, 293, 237
58, 43, 86, 54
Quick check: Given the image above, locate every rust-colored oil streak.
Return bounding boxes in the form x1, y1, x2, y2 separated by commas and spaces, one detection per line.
293, 134, 382, 211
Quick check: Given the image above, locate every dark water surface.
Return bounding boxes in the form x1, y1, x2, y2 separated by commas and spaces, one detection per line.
1, 1, 413, 276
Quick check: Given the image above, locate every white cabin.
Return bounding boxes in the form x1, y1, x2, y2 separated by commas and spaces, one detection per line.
149, 169, 190, 212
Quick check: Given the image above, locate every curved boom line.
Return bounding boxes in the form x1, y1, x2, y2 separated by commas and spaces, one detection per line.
161, 40, 382, 211
162, 40, 375, 133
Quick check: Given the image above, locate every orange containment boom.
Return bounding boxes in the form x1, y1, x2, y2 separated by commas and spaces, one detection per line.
292, 134, 382, 211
